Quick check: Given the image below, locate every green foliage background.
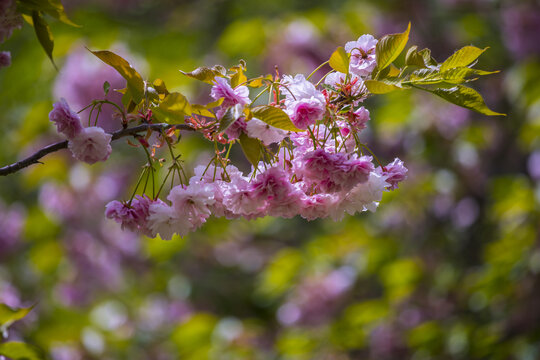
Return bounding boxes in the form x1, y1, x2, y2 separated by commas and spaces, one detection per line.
0, 0, 539, 359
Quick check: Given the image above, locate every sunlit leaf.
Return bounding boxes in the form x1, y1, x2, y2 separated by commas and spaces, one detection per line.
230, 67, 247, 88
0, 342, 44, 360
179, 67, 220, 84
364, 79, 403, 94
0, 304, 33, 331
409, 67, 498, 85
191, 104, 215, 118
153, 92, 192, 123
248, 75, 272, 87
424, 85, 505, 116
375, 22, 411, 72
251, 105, 301, 132
31, 11, 55, 68
153, 79, 169, 96
239, 133, 261, 166
405, 46, 437, 68
440, 46, 488, 72
329, 46, 349, 74
90, 50, 145, 103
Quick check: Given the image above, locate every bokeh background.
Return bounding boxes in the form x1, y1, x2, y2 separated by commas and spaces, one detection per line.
1, 0, 540, 359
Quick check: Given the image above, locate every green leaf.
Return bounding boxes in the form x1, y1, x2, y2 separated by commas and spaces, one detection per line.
103, 81, 110, 95
90, 50, 145, 104
364, 79, 404, 94
0, 304, 33, 331
405, 46, 437, 68
329, 46, 349, 74
179, 67, 220, 84
440, 46, 487, 72
218, 107, 238, 132
18, 0, 79, 27
251, 105, 301, 132
191, 104, 215, 118
409, 67, 498, 85
31, 11, 56, 68
0, 342, 45, 360
425, 85, 505, 116
239, 133, 261, 166
376, 22, 411, 72
153, 92, 192, 123
153, 79, 169, 96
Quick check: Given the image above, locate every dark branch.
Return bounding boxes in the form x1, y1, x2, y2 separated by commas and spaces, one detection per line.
0, 123, 194, 176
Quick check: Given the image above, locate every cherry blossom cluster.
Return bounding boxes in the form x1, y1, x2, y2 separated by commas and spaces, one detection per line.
49, 99, 112, 164
48, 34, 407, 240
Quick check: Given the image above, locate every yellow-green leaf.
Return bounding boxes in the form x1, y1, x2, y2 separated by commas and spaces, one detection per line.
239, 133, 261, 166
329, 46, 349, 74
231, 68, 247, 88
409, 67, 498, 85
90, 50, 145, 103
153, 79, 169, 96
251, 105, 301, 132
364, 79, 403, 94
376, 22, 411, 72
153, 92, 192, 123
191, 104, 215, 118
0, 342, 44, 360
428, 85, 505, 116
180, 67, 220, 84
405, 46, 437, 68
31, 11, 55, 68
18, 0, 79, 27
440, 46, 488, 72
0, 304, 33, 330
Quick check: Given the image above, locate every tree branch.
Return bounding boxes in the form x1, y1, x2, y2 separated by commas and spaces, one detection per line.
0, 123, 194, 176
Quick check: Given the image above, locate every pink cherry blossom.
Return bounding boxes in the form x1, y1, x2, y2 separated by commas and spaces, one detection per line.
282, 74, 326, 129
49, 98, 84, 139
339, 172, 389, 216
286, 98, 326, 130
298, 149, 374, 193
167, 183, 216, 229
0, 0, 22, 44
0, 51, 10, 68
382, 158, 408, 190
147, 202, 189, 240
68, 126, 112, 164
345, 34, 378, 77
105, 195, 154, 236
245, 118, 288, 145
210, 77, 251, 107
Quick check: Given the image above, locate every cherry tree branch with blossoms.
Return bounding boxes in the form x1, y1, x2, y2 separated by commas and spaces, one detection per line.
0, 23, 504, 241
0, 122, 194, 176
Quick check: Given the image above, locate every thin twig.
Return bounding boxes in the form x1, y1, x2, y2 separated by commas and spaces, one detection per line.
0, 123, 194, 176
